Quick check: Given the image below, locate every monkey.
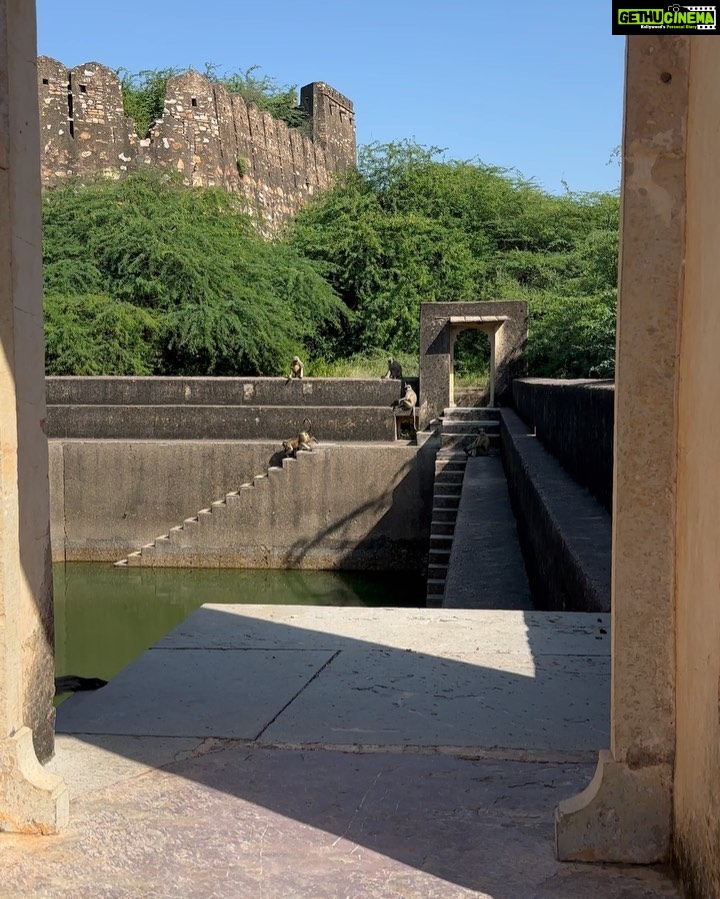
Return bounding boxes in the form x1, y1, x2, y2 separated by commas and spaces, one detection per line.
281, 418, 318, 458
382, 356, 403, 380
282, 432, 317, 458
464, 429, 490, 457
287, 355, 304, 381
391, 382, 417, 414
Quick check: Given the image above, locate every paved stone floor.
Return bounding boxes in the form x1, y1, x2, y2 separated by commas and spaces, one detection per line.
1, 607, 680, 898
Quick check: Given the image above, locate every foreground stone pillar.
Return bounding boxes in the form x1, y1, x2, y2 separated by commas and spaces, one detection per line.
555, 36, 686, 862
0, 0, 68, 832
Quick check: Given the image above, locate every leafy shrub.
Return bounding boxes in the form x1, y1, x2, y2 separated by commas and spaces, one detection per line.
289, 140, 619, 378
43, 172, 345, 375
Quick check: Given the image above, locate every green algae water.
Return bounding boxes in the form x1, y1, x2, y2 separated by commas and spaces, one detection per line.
54, 562, 423, 688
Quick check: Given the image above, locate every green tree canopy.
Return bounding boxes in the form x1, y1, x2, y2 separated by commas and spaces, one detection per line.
42, 172, 345, 375
288, 140, 619, 377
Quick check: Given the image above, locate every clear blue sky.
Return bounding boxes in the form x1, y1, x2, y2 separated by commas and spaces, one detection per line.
35, 0, 625, 194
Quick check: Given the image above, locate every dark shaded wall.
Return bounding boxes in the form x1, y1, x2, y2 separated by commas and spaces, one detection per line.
500, 407, 611, 613
512, 378, 614, 513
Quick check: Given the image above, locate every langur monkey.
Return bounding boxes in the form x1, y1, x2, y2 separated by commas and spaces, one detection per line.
282, 418, 318, 458
391, 382, 417, 413
382, 357, 403, 380
465, 429, 490, 457
288, 355, 304, 380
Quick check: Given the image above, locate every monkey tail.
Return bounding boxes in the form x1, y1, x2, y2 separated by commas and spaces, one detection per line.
303, 417, 313, 433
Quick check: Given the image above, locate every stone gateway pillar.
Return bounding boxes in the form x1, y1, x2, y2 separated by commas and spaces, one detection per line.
0, 0, 68, 832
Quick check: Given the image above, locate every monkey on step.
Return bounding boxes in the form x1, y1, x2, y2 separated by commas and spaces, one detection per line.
464, 429, 490, 457
391, 382, 417, 414
282, 418, 318, 458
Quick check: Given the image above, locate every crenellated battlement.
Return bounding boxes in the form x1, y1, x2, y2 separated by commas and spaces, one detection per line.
38, 57, 356, 232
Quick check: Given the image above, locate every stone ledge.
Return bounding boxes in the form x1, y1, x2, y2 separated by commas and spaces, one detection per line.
500, 407, 611, 613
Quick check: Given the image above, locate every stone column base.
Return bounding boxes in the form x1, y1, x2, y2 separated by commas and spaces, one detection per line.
555, 749, 672, 863
0, 727, 68, 834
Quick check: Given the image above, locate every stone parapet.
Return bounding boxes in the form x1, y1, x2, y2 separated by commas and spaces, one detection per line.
512, 378, 614, 513
46, 376, 404, 407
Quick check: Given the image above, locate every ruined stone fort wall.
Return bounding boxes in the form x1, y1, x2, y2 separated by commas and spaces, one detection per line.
37, 58, 356, 231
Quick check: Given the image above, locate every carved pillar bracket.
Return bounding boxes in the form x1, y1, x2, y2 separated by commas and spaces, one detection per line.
0, 729, 69, 834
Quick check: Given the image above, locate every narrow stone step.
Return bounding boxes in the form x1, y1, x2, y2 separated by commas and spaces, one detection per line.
435, 459, 466, 474
435, 470, 464, 481
442, 407, 499, 421
433, 482, 462, 496
431, 508, 458, 522
426, 578, 446, 593
433, 494, 461, 508
442, 420, 500, 434
430, 523, 455, 537
428, 549, 450, 569
126, 551, 142, 568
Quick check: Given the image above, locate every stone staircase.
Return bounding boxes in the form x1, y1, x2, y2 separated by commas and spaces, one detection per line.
425, 407, 501, 606
115, 452, 312, 568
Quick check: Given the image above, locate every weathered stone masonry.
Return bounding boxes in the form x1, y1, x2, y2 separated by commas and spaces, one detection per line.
37, 58, 355, 232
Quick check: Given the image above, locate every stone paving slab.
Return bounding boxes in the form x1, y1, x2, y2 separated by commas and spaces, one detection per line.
57, 647, 336, 738
262, 646, 608, 753
157, 605, 610, 657
56, 607, 609, 757
20, 607, 679, 899
4, 746, 680, 898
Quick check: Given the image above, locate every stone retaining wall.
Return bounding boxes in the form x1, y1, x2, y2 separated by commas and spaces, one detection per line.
50, 440, 435, 567
46, 377, 406, 442
46, 376, 404, 407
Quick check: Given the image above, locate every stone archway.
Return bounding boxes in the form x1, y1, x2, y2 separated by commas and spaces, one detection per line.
418, 301, 528, 430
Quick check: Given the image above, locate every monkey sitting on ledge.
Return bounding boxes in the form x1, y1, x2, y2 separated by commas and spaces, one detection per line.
391, 383, 417, 414
287, 355, 304, 380
382, 356, 403, 380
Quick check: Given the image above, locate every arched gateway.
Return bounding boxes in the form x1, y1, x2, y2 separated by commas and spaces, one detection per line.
418, 301, 528, 430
